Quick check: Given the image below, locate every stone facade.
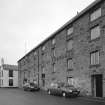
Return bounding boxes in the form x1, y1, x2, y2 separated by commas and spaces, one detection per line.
18, 0, 105, 97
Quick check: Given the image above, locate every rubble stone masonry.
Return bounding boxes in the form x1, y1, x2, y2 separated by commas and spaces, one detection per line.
18, 0, 105, 97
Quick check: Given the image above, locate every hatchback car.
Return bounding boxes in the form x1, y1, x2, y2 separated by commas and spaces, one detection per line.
47, 82, 80, 97
23, 82, 40, 91
47, 82, 64, 96
61, 85, 80, 97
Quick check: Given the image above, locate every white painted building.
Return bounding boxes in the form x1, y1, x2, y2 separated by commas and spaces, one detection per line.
0, 64, 18, 87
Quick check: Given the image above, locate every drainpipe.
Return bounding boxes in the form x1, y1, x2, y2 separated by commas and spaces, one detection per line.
38, 49, 39, 87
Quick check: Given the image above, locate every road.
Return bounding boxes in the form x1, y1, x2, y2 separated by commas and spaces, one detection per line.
0, 88, 105, 105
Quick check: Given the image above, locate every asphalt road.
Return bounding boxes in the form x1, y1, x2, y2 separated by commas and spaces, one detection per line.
0, 88, 105, 105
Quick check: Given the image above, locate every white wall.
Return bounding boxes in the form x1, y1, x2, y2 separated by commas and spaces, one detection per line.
1, 70, 8, 87
13, 71, 18, 87
1, 70, 18, 87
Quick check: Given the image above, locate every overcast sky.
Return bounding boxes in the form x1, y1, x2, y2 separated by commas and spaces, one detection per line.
0, 0, 95, 65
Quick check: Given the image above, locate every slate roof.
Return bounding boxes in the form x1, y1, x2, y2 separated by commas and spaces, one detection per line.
2, 64, 18, 71
18, 0, 103, 62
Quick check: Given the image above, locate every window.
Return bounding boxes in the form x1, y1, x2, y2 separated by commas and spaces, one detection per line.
52, 38, 56, 45
28, 71, 30, 78
42, 67, 45, 74
42, 46, 45, 51
52, 48, 56, 57
42, 74, 45, 78
34, 51, 37, 56
2, 80, 3, 85
90, 8, 101, 21
90, 51, 99, 65
2, 71, 3, 77
67, 77, 74, 85
9, 79, 13, 86
67, 40, 73, 51
67, 27, 73, 35
53, 63, 56, 73
9, 70, 13, 77
91, 26, 100, 40
67, 59, 73, 69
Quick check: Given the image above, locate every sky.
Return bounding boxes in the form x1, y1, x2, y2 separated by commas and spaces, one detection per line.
0, 0, 95, 65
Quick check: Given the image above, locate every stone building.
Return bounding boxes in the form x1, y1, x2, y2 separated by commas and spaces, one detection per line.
18, 0, 105, 97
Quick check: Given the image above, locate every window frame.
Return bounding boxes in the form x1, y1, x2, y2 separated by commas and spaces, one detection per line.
67, 27, 73, 36
90, 8, 101, 22
67, 58, 73, 70
90, 25, 100, 40
90, 50, 100, 65
42, 46, 45, 51
67, 39, 73, 51
52, 47, 56, 57
9, 70, 13, 77
52, 63, 56, 73
52, 38, 56, 45
67, 77, 74, 85
9, 79, 13, 86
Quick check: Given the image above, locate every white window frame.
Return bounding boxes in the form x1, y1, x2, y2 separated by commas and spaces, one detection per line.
67, 77, 74, 85
90, 8, 101, 21
67, 59, 73, 69
91, 25, 100, 40
90, 51, 99, 65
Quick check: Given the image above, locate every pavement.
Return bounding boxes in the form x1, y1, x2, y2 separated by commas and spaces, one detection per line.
0, 88, 105, 105
78, 96, 105, 103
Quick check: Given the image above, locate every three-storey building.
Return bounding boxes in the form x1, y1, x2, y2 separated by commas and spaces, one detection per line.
18, 0, 105, 97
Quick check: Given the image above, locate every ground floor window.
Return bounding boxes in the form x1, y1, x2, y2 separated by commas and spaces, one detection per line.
9, 79, 13, 86
67, 77, 74, 85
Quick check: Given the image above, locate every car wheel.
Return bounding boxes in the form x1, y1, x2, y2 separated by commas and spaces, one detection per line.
62, 92, 66, 97
48, 90, 51, 95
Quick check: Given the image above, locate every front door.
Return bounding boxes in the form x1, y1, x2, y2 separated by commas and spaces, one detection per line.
91, 74, 103, 97
96, 75, 103, 97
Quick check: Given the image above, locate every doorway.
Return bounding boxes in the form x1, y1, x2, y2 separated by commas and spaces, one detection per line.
42, 73, 45, 87
91, 74, 103, 97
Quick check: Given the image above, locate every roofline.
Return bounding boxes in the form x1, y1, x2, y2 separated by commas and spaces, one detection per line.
18, 0, 103, 62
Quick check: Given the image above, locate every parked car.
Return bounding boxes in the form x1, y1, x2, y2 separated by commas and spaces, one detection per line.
47, 82, 80, 97
61, 84, 80, 97
47, 82, 64, 96
23, 82, 40, 91
23, 82, 30, 91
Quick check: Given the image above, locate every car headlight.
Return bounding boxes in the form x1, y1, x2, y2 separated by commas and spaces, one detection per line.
69, 90, 72, 92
